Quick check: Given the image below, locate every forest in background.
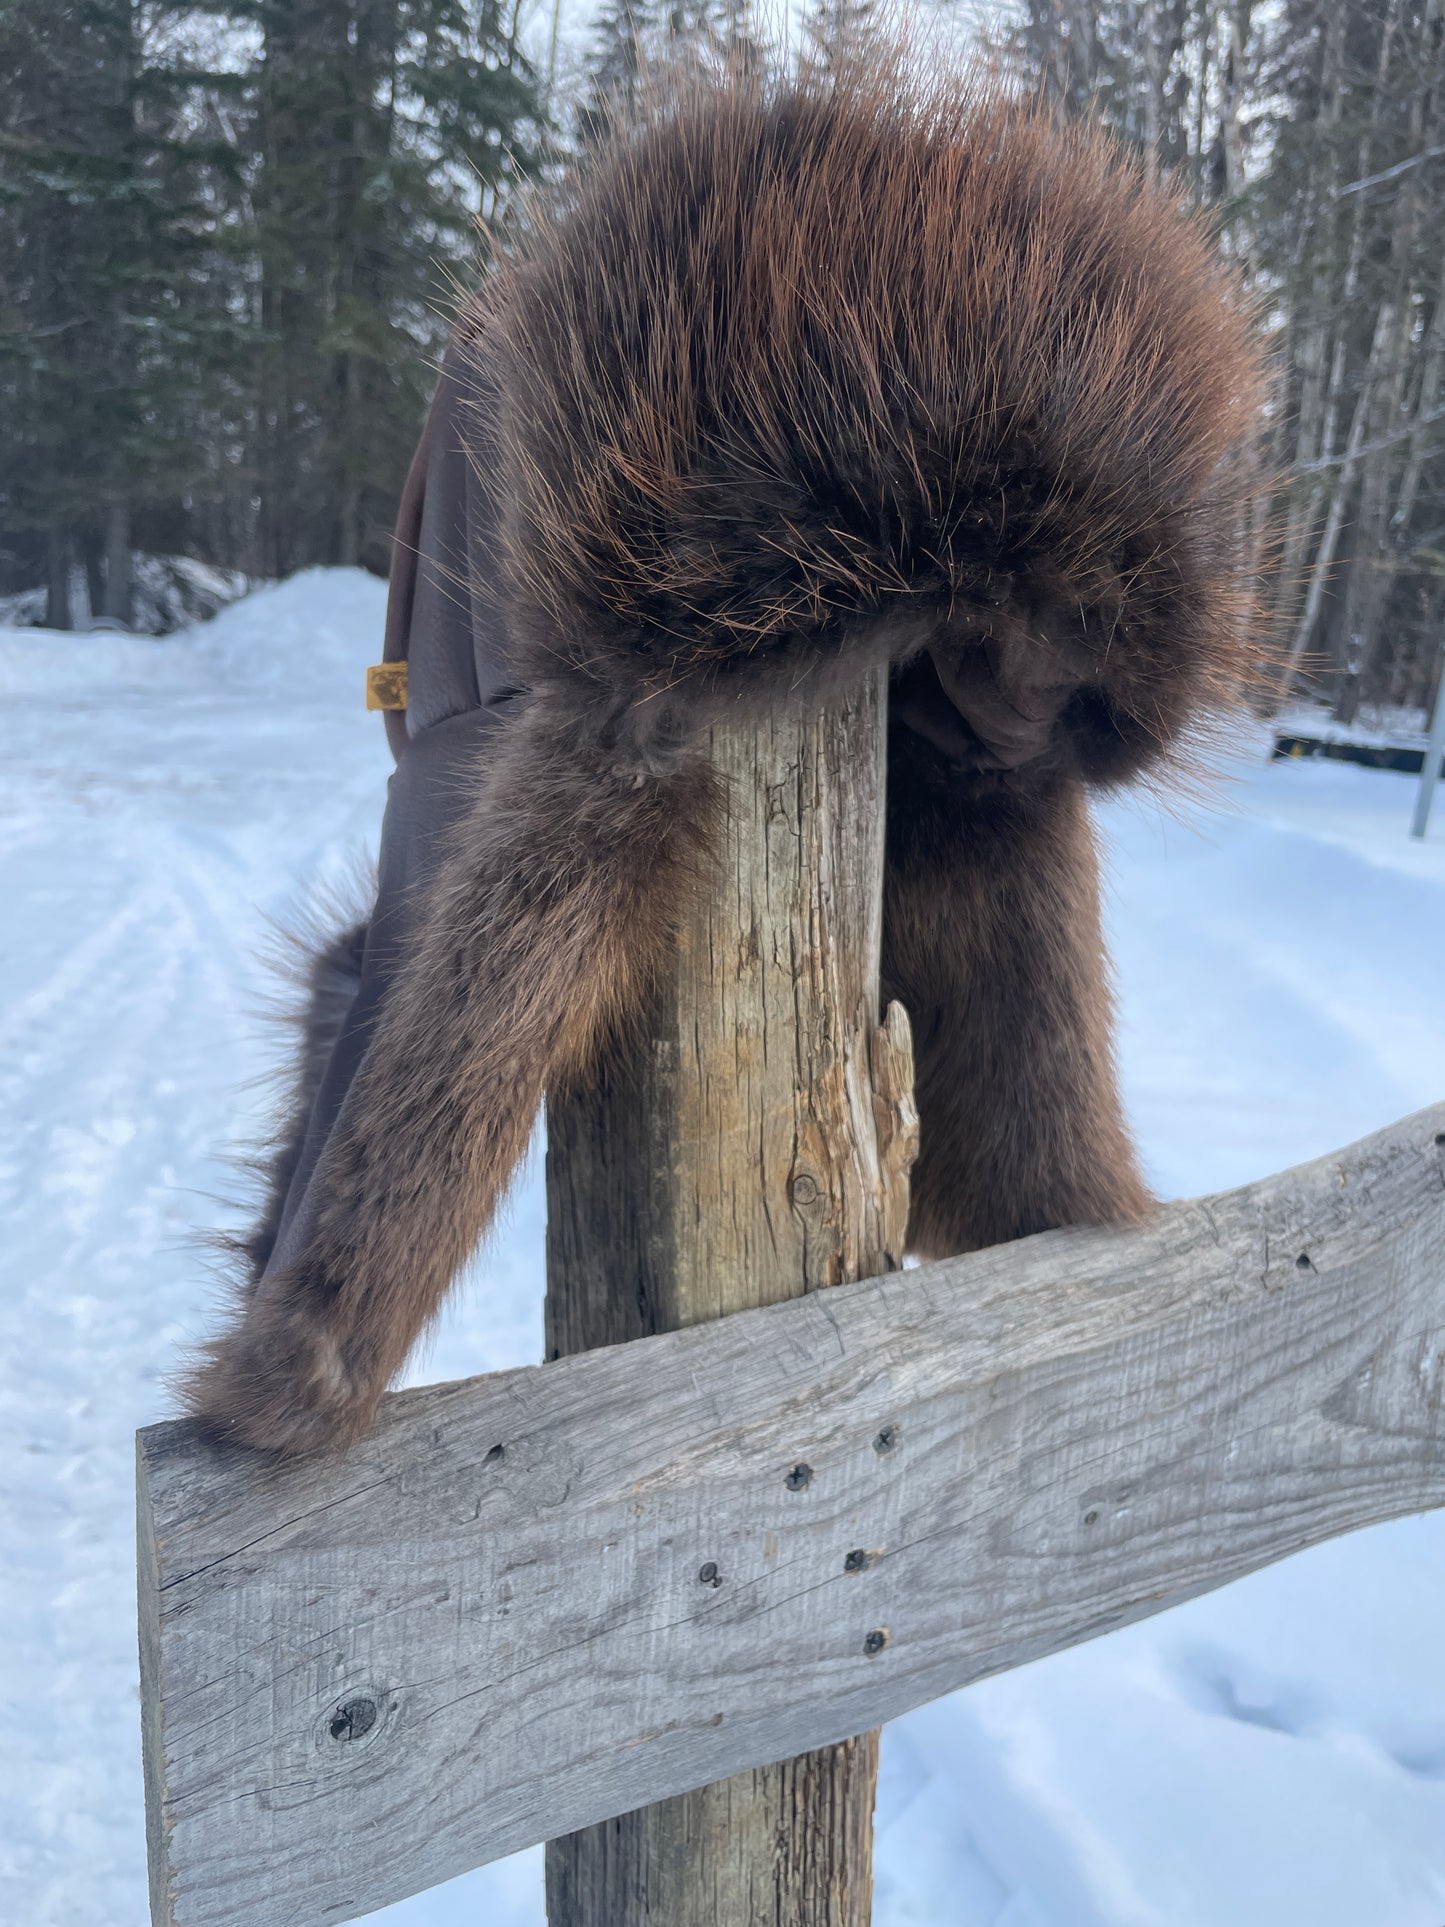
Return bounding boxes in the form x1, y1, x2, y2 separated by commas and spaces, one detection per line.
0, 0, 541, 608
2, 0, 1443, 718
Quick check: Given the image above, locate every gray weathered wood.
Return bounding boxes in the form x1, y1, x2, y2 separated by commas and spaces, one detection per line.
543, 684, 916, 1926
138, 1102, 1445, 1927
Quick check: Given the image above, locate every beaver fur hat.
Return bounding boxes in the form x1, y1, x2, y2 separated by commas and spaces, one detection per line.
185, 60, 1265, 1453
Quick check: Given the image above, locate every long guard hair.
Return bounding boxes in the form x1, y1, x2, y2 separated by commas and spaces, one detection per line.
184, 60, 1266, 1453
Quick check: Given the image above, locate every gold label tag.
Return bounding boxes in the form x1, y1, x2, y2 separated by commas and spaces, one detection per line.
365, 662, 408, 712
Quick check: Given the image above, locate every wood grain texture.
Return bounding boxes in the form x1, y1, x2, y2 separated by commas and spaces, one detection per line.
543, 684, 915, 1926
137, 1102, 1445, 1927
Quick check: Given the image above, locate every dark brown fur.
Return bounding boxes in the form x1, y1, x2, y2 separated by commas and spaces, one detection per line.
883, 710, 1147, 1256
185, 62, 1265, 1453
237, 916, 369, 1281
185, 708, 720, 1451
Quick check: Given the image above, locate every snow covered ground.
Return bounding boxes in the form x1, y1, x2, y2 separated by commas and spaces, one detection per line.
2, 568, 1443, 1927
1273, 699, 1433, 752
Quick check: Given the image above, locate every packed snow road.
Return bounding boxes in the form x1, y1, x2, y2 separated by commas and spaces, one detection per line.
2, 570, 1443, 1926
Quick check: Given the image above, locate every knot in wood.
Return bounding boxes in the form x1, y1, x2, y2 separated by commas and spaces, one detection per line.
328, 1696, 378, 1743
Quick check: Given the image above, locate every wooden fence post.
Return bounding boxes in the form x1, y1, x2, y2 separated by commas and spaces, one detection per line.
543, 669, 917, 1926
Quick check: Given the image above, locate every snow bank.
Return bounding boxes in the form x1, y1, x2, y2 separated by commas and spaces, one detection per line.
0, 623, 197, 697
184, 566, 391, 696
0, 566, 386, 702
0, 553, 251, 638
1276, 700, 1432, 751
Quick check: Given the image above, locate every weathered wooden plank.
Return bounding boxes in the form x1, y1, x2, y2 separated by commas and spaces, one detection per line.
138, 1103, 1445, 1927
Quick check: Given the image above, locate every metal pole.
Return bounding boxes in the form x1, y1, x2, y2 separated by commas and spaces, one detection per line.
1410, 645, 1445, 839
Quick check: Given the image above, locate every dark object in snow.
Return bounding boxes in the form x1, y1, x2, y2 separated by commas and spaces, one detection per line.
183, 61, 1268, 1456
1273, 733, 1428, 776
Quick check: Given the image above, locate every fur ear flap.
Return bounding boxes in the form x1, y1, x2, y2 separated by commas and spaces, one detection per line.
234, 911, 370, 1286
183, 702, 721, 1454
882, 731, 1151, 1258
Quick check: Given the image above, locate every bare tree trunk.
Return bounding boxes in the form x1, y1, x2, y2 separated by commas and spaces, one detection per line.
338, 465, 361, 569
44, 529, 72, 630
1392, 232, 1445, 535
546, 0, 563, 96
1345, 19, 1445, 710
1279, 299, 1396, 692
544, 672, 917, 1926
1220, 3, 1252, 203
81, 531, 105, 627
1140, 0, 1164, 182
102, 499, 133, 627
1267, 0, 1396, 681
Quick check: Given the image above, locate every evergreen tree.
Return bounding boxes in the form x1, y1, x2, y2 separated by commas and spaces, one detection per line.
246, 0, 541, 575
801, 0, 878, 72
0, 0, 542, 613
577, 0, 658, 145
0, 1, 250, 623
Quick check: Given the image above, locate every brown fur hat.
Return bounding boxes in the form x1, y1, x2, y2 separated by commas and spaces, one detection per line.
184, 60, 1267, 1455
469, 63, 1264, 775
